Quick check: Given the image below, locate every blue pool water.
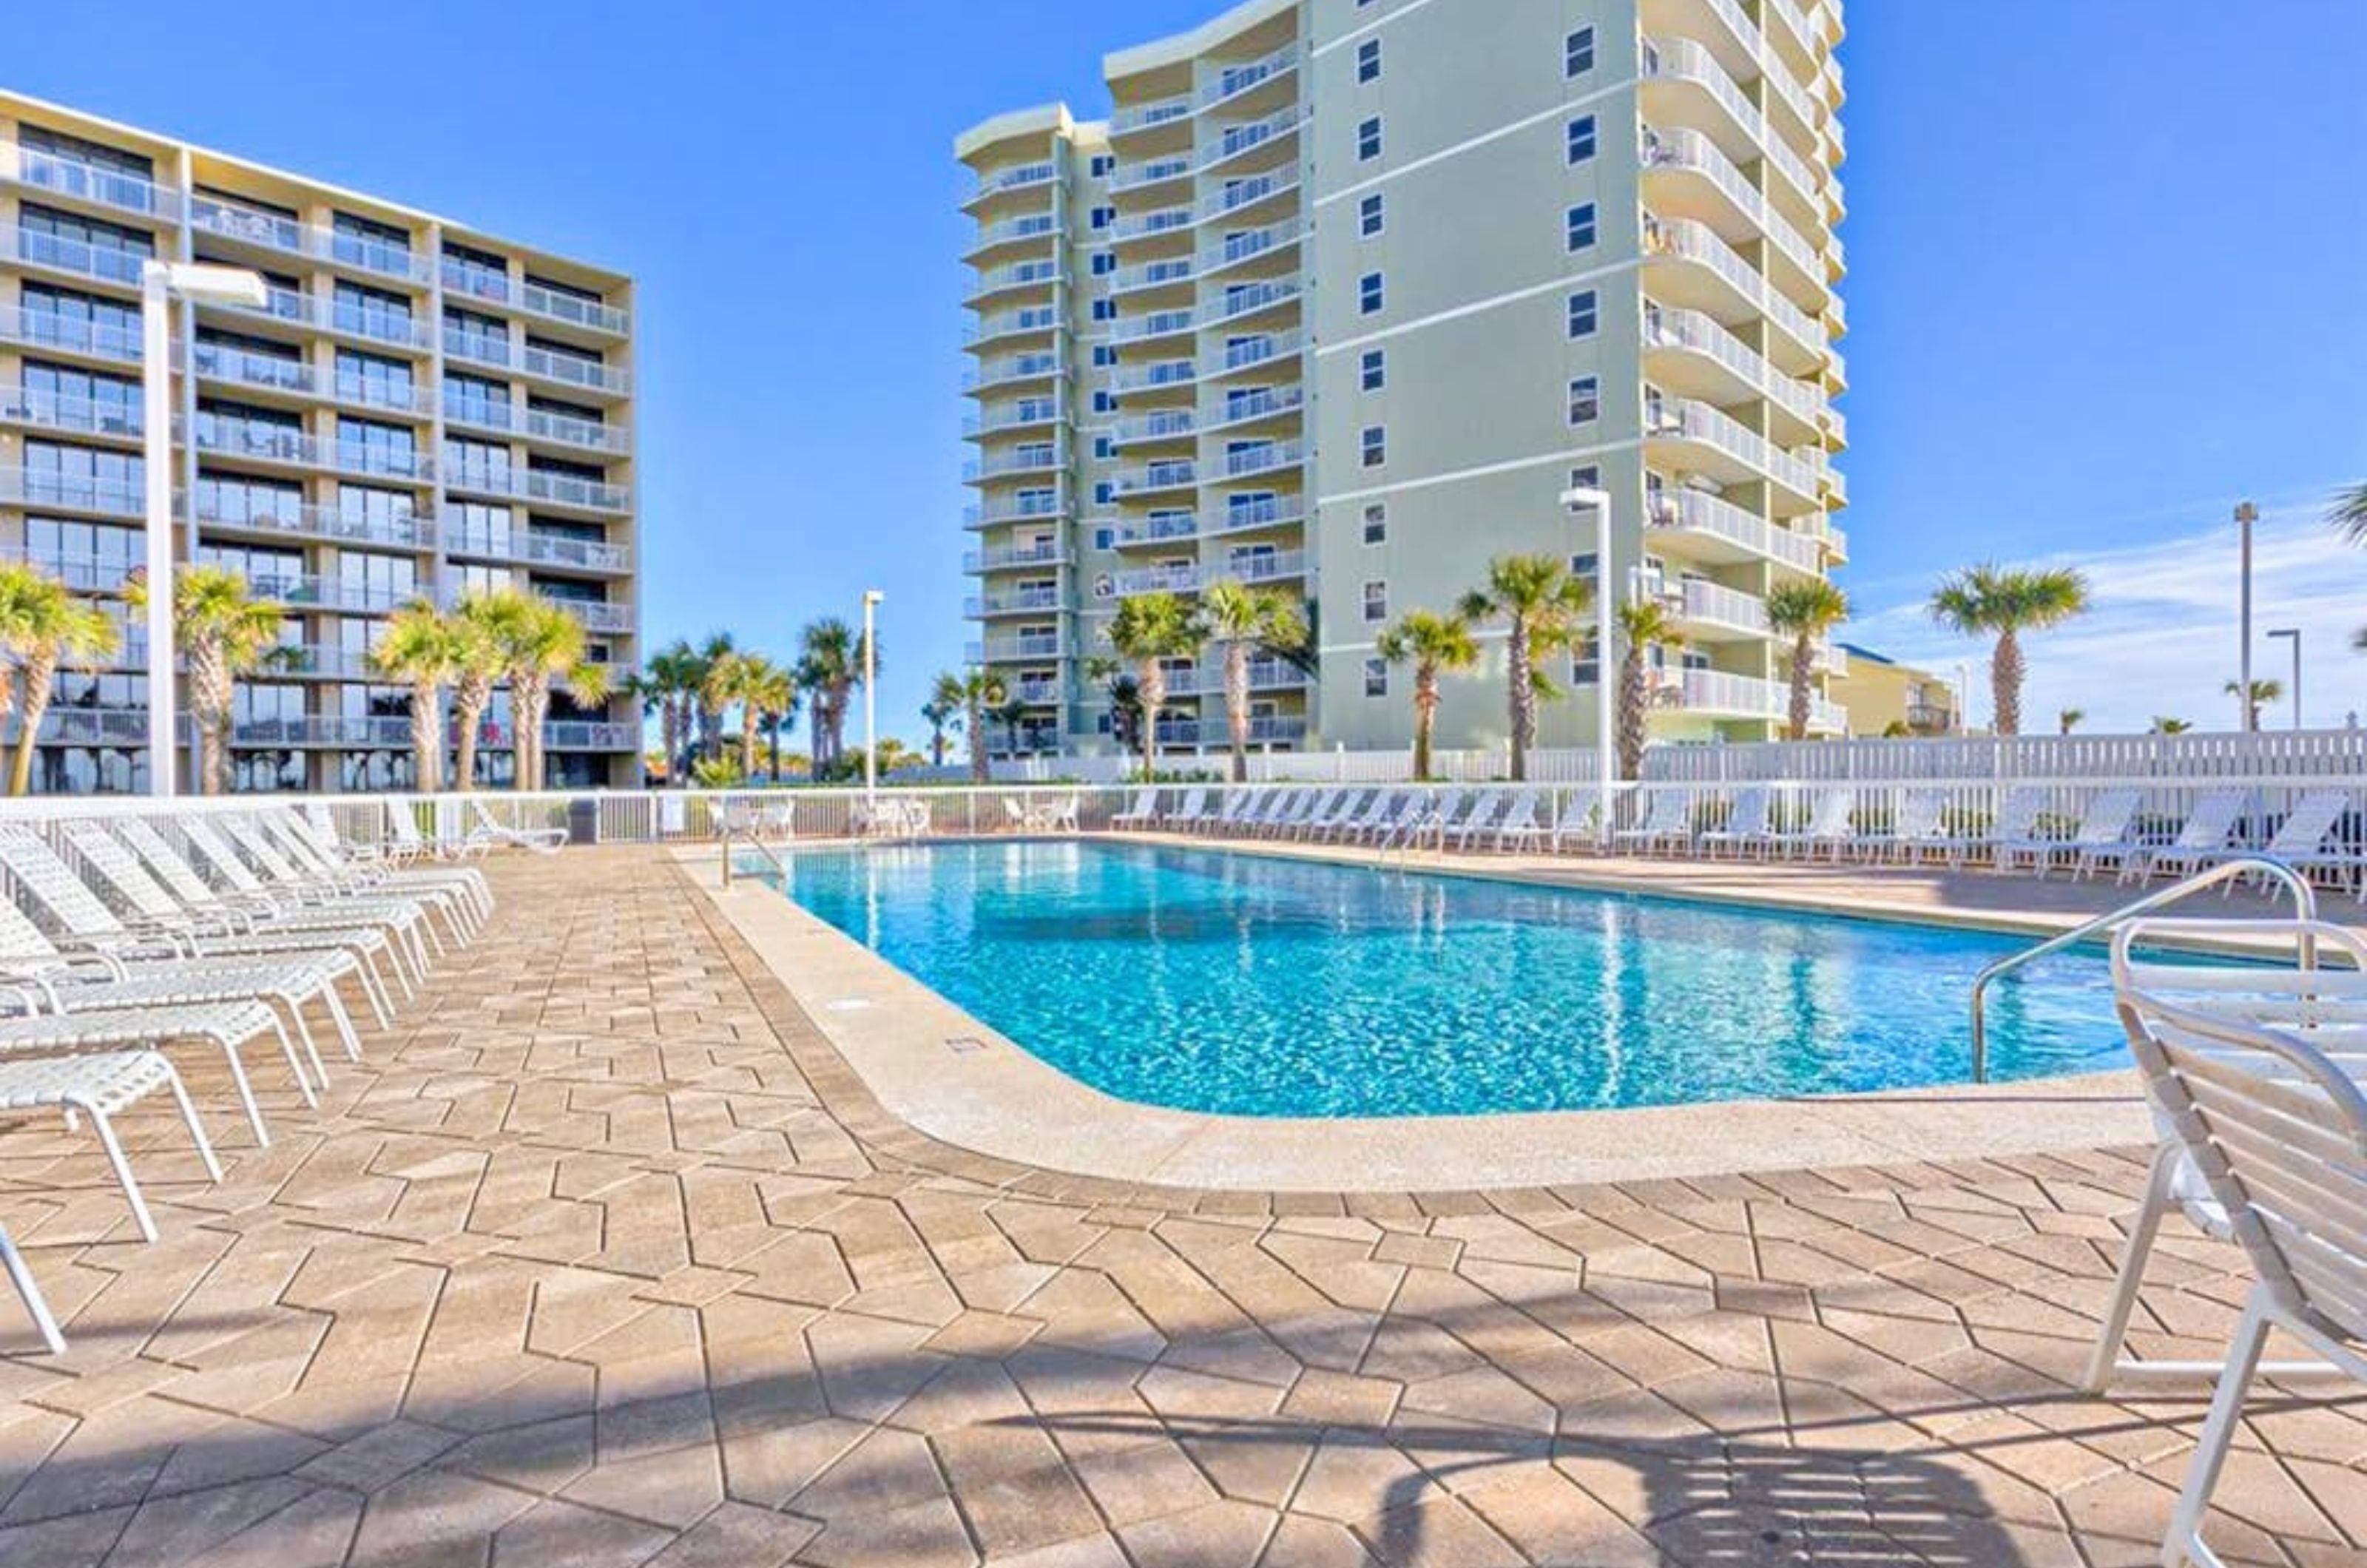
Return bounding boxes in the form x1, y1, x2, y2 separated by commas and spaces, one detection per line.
769, 840, 2132, 1119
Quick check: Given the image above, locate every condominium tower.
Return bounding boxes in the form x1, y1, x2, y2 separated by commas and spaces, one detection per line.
0, 90, 639, 793
958, 0, 1848, 757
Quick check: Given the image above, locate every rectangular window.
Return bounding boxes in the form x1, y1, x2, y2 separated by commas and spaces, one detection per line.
1357, 38, 1382, 82
1362, 581, 1388, 623
1359, 192, 1385, 237
1090, 154, 1115, 178
1357, 116, 1382, 162
1359, 271, 1384, 315
1093, 390, 1115, 413
1092, 526, 1115, 550
1567, 113, 1597, 164
1364, 657, 1388, 697
1570, 551, 1599, 578
1360, 348, 1385, 391
1090, 252, 1116, 274
1091, 205, 1115, 229
1565, 26, 1595, 78
1091, 298, 1116, 321
1092, 342, 1116, 366
1566, 202, 1597, 252
1570, 464, 1601, 492
1362, 503, 1387, 544
1568, 374, 1601, 425
1567, 289, 1598, 339
1360, 425, 1386, 467
1094, 435, 1113, 459
1095, 481, 1113, 504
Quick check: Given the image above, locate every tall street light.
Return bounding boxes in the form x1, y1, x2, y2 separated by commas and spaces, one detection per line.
1560, 484, 1614, 846
2267, 626, 2300, 732
141, 261, 266, 797
860, 589, 883, 805
2235, 499, 2258, 733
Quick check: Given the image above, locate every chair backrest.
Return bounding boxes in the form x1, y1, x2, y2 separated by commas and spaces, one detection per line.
177, 819, 267, 894
1724, 788, 1770, 837
112, 820, 221, 906
1175, 788, 1206, 817
1644, 790, 1690, 831
2268, 791, 2350, 856
1993, 786, 2045, 841
386, 802, 426, 848
0, 832, 130, 940
220, 816, 304, 882
1895, 790, 1944, 839
1806, 788, 1857, 837
2118, 990, 2367, 1342
2172, 788, 2252, 851
2075, 788, 2143, 844
1129, 788, 1158, 815
59, 824, 185, 922
1499, 791, 1539, 828
0, 891, 62, 964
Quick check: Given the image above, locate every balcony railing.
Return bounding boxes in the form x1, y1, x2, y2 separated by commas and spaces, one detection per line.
1114, 308, 1195, 344
521, 346, 628, 396
1112, 257, 1195, 294
0, 467, 141, 517
1204, 386, 1303, 431
965, 305, 1062, 347
0, 143, 179, 221
1110, 95, 1192, 137
1112, 359, 1197, 394
194, 413, 321, 467
964, 405, 1060, 439
1169, 659, 1306, 697
1673, 578, 1770, 635
524, 407, 630, 456
1112, 410, 1196, 445
965, 493, 1067, 527
443, 464, 628, 513
443, 326, 514, 368
963, 353, 1063, 391
1199, 219, 1302, 276
186, 195, 430, 283
333, 442, 433, 483
1195, 171, 1297, 224
970, 635, 1065, 663
1202, 107, 1307, 172
1207, 497, 1306, 537
565, 601, 634, 634
1113, 462, 1196, 496
1640, 126, 1825, 304
0, 385, 143, 439
1645, 392, 1817, 500
519, 283, 629, 337
1642, 305, 1821, 427
3, 225, 150, 287
445, 529, 629, 573
1112, 513, 1201, 547
965, 259, 1063, 301
964, 447, 1064, 481
963, 542, 1070, 572
1211, 331, 1303, 375
1666, 667, 1843, 729
1110, 206, 1192, 243
192, 341, 319, 397
1109, 156, 1192, 194
540, 720, 637, 750
0, 306, 141, 363
1646, 488, 1823, 573
967, 213, 1061, 254
1218, 441, 1304, 479
1115, 550, 1306, 596
967, 160, 1058, 203
1155, 714, 1306, 746
1200, 46, 1297, 109
194, 496, 432, 550
966, 587, 1062, 617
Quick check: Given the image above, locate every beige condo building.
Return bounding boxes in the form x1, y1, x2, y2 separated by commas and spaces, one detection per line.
959, 0, 1849, 758
0, 90, 640, 794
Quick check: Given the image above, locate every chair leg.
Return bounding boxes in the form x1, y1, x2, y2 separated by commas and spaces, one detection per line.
0, 1225, 64, 1354
2161, 1288, 2273, 1567
158, 1061, 222, 1182
320, 983, 362, 1062
2086, 1139, 2183, 1391
213, 1040, 271, 1148
75, 1099, 156, 1245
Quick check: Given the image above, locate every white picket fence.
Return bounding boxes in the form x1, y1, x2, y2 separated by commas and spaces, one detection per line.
1641, 728, 2367, 784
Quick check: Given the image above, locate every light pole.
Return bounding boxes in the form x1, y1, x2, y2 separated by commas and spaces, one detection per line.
2267, 626, 2300, 732
2235, 500, 2258, 733
860, 589, 882, 805
1559, 485, 1614, 845
141, 261, 266, 797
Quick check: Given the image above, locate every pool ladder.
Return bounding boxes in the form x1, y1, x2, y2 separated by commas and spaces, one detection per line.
719, 826, 793, 887
1374, 807, 1446, 873
1968, 854, 2314, 1081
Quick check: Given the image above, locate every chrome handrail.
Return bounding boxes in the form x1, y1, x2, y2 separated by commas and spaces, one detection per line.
1969, 854, 2317, 1081
719, 824, 791, 886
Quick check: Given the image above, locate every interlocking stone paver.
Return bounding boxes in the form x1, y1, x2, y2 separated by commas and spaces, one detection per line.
0, 846, 2359, 1567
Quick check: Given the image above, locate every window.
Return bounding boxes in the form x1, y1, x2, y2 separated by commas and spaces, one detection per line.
336, 350, 416, 411
1093, 526, 1115, 550
1569, 464, 1600, 493
1359, 192, 1385, 237
332, 280, 413, 343
1090, 251, 1116, 275
1568, 374, 1600, 425
1362, 503, 1387, 544
1365, 658, 1388, 697
1092, 342, 1116, 367
1363, 581, 1388, 623
1565, 26, 1595, 78
1094, 481, 1113, 505
1357, 38, 1382, 82
1570, 551, 1599, 579
1360, 349, 1386, 391
1091, 205, 1115, 230
1361, 425, 1386, 467
1357, 116, 1382, 162
1565, 202, 1597, 252
1091, 298, 1117, 322
1567, 113, 1597, 164
1567, 289, 1598, 339
1093, 390, 1115, 413
1090, 154, 1115, 178
1359, 271, 1385, 314
1094, 435, 1113, 459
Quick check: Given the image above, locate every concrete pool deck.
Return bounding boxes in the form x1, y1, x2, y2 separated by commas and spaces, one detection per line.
3, 845, 2361, 1568
692, 841, 2170, 1192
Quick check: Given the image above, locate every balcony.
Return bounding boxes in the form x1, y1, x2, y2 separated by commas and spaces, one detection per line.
965, 493, 1067, 528
1639, 126, 1828, 311
1155, 714, 1306, 746
962, 352, 1062, 394
1194, 170, 1298, 226
1198, 219, 1302, 280
192, 413, 320, 469
226, 717, 417, 748
521, 346, 629, 397
1639, 37, 1826, 235
970, 633, 1064, 663
0, 467, 141, 518
965, 305, 1062, 351
0, 305, 141, 364
1207, 280, 1300, 328
0, 384, 143, 442
1205, 331, 1303, 381
193, 341, 320, 399
333, 442, 434, 484
965, 213, 1061, 261
1, 226, 149, 289
1664, 667, 1843, 731
1109, 96, 1192, 139
1641, 305, 1821, 437
1201, 107, 1306, 176
1113, 308, 1195, 346
963, 446, 1064, 482
965, 258, 1063, 306
1, 548, 137, 595
1010, 678, 1063, 706
0, 143, 179, 223
965, 586, 1062, 618
1113, 461, 1196, 497
444, 464, 629, 514
446, 528, 629, 573
1206, 497, 1306, 538
194, 495, 432, 551
443, 326, 513, 371
564, 601, 634, 635
965, 160, 1059, 207
1644, 391, 1818, 513
1112, 257, 1195, 298
186, 195, 430, 284
963, 405, 1060, 439
1169, 658, 1306, 697
519, 283, 629, 338
1203, 385, 1303, 433
1218, 441, 1303, 479
1110, 206, 1192, 244
1199, 46, 1298, 111
1669, 577, 1770, 639
963, 541, 1070, 573
541, 720, 637, 751
1112, 513, 1201, 548
1111, 359, 1196, 396
1115, 550, 1306, 596
525, 407, 630, 457
1109, 155, 1193, 196
1646, 487, 1823, 575
1112, 409, 1196, 447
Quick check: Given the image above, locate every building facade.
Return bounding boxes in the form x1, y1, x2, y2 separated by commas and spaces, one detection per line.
0, 91, 640, 794
1831, 643, 1958, 737
958, 0, 1848, 759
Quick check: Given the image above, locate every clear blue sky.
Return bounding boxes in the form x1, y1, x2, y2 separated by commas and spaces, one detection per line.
13, 0, 2363, 736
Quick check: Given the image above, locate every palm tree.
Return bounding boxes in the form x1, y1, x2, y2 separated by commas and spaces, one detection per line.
1762, 581, 1848, 743
483, 592, 610, 791
923, 672, 965, 768
797, 618, 874, 779
1105, 592, 1202, 783
706, 650, 792, 783
2150, 715, 2194, 735
371, 599, 463, 794
957, 667, 1005, 784
1615, 600, 1682, 780
993, 696, 1030, 759
2057, 707, 2085, 736
1374, 610, 1479, 781
0, 565, 117, 797
0, 563, 50, 736
126, 565, 286, 794
2330, 481, 2367, 542
1198, 578, 1307, 782
635, 639, 702, 785
1926, 564, 2093, 737
687, 632, 735, 764
1458, 555, 1591, 781
446, 592, 510, 792
2224, 677, 2283, 726
751, 660, 797, 783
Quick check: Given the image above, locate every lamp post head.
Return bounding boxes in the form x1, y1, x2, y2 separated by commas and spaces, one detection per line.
163, 262, 269, 307
2234, 500, 2259, 526
1559, 486, 1611, 513
862, 589, 883, 609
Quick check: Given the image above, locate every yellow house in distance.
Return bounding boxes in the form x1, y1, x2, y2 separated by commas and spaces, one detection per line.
1831, 645, 1957, 737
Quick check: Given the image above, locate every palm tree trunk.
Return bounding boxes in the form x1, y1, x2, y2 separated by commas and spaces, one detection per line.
189, 642, 229, 796
453, 693, 482, 793
1224, 641, 1249, 783
1991, 629, 2025, 737
1506, 621, 1533, 782
1138, 661, 1166, 784
411, 679, 442, 794
1618, 651, 1647, 781
769, 717, 783, 783
1786, 634, 1814, 743
739, 712, 758, 782
1412, 671, 1438, 782
968, 695, 988, 783
9, 651, 58, 797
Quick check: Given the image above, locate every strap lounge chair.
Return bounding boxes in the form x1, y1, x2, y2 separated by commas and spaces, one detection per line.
1166, 788, 1214, 832
2063, 788, 2147, 881
1848, 788, 1949, 865
1768, 788, 1857, 862
1446, 791, 1513, 851
1205, 793, 1259, 837
467, 801, 566, 854
1326, 791, 1397, 844
2209, 789, 2363, 901
0, 1049, 220, 1243
2138, 788, 2254, 885
1111, 788, 1161, 830
1489, 791, 1545, 851
1698, 788, 1773, 859
180, 819, 435, 979
1544, 794, 1598, 854
1294, 791, 1358, 841
1974, 786, 2049, 871
1612, 789, 1694, 855
1351, 792, 1418, 846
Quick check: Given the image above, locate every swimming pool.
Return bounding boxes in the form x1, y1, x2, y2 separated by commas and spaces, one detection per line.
767, 840, 2130, 1119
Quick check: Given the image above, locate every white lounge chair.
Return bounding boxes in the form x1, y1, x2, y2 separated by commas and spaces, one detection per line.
1766, 788, 1857, 862
1998, 788, 2140, 878
1850, 789, 1949, 865
1294, 791, 1357, 841
1165, 788, 1213, 832
2113, 987, 2367, 1568
1489, 791, 1544, 851
221, 815, 465, 956
1973, 786, 2047, 871
1248, 789, 1303, 837
2062, 788, 2146, 881
180, 818, 435, 979
1351, 792, 1418, 846
1612, 789, 1693, 855
0, 1049, 220, 1243
1447, 791, 1511, 851
1698, 788, 1772, 859
1327, 791, 1397, 844
286, 808, 493, 925
1, 1224, 63, 1354
1206, 792, 1260, 837
2209, 789, 2363, 901
2137, 788, 2253, 885
1544, 793, 1598, 854
467, 801, 566, 854
1111, 788, 1161, 830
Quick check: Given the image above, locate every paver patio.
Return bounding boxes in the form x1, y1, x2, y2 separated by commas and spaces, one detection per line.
0, 846, 2360, 1568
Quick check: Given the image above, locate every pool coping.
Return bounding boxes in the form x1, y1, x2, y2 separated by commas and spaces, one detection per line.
681, 839, 2158, 1192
